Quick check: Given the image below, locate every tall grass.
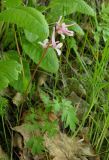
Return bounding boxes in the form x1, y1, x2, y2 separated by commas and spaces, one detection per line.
76, 38, 109, 158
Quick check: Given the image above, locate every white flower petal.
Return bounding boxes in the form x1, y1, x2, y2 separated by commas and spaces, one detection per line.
61, 34, 65, 39
43, 39, 49, 44
66, 30, 74, 36
38, 39, 49, 48
56, 43, 63, 49
55, 48, 61, 56
57, 16, 63, 24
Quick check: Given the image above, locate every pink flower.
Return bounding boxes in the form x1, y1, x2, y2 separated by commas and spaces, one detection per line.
51, 27, 63, 56
38, 29, 63, 56
56, 16, 74, 39
38, 39, 49, 48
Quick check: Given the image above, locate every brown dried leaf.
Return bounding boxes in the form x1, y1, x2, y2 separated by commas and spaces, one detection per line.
44, 133, 80, 160
38, 73, 47, 86
44, 133, 99, 160
13, 124, 41, 160
81, 143, 95, 156
13, 124, 40, 143
48, 112, 57, 122
12, 92, 24, 106
13, 132, 23, 149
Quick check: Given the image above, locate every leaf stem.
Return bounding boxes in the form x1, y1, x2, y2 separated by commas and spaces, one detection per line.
25, 42, 50, 94
18, 43, 50, 122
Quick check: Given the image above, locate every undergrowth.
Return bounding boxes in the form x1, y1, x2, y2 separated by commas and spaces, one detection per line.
0, 0, 109, 159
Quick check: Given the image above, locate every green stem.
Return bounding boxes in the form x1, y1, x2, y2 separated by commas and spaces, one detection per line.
2, 116, 9, 153
18, 43, 50, 122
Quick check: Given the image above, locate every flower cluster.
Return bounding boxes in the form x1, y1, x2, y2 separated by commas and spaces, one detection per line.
56, 16, 74, 39
39, 16, 74, 56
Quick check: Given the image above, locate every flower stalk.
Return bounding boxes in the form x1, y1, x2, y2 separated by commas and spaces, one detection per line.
39, 16, 75, 56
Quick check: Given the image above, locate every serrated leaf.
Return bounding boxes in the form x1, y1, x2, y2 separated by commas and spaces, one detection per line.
53, 99, 61, 113
0, 7, 49, 40
27, 137, 44, 155
40, 90, 50, 105
0, 59, 21, 90
48, 0, 95, 22
42, 121, 58, 137
62, 107, 78, 131
4, 0, 22, 8
4, 51, 31, 93
22, 40, 59, 73
61, 99, 78, 132
22, 7, 49, 40
11, 60, 31, 93
32, 137, 44, 154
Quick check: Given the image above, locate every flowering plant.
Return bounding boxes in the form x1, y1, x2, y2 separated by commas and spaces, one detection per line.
39, 16, 75, 56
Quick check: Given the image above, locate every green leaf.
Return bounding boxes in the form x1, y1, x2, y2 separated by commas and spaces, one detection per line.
24, 30, 38, 43
40, 90, 50, 105
22, 40, 59, 73
101, 3, 109, 14
48, 0, 95, 22
26, 136, 44, 155
103, 28, 109, 42
21, 7, 49, 40
4, 0, 22, 8
67, 38, 78, 51
53, 99, 61, 113
0, 96, 8, 116
61, 99, 78, 132
11, 60, 31, 93
0, 7, 49, 40
70, 23, 84, 36
0, 59, 21, 90
42, 121, 58, 137
4, 51, 31, 93
32, 137, 44, 154
64, 19, 84, 36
